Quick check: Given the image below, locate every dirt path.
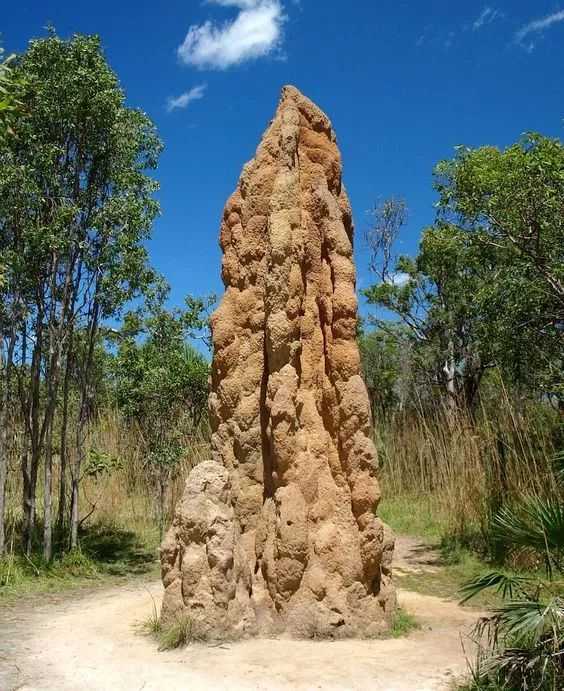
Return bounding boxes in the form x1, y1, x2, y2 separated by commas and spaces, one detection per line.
1, 536, 479, 691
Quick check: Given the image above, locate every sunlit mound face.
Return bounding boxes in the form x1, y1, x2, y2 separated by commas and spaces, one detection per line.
160, 85, 395, 640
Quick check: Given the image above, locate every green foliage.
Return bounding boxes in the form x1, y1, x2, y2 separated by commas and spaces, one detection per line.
0, 49, 19, 140
359, 326, 412, 419
1, 31, 162, 315
0, 522, 158, 600
84, 449, 124, 480
143, 600, 163, 636
113, 291, 210, 533
492, 497, 564, 574
364, 133, 564, 415
459, 572, 534, 605
0, 548, 99, 594
114, 298, 210, 432
364, 221, 497, 410
0, 31, 163, 556
435, 134, 564, 401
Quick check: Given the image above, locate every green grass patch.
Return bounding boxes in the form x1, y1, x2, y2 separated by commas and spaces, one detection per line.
395, 549, 493, 606
389, 606, 420, 638
395, 544, 550, 610
379, 493, 449, 541
142, 597, 163, 636
381, 492, 549, 610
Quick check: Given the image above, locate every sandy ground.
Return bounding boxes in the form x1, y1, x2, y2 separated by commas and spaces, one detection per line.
0, 536, 480, 691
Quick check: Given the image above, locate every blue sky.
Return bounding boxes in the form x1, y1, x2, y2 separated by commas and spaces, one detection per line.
4, 1, 564, 321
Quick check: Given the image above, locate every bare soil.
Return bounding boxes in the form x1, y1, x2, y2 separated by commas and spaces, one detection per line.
1, 536, 480, 691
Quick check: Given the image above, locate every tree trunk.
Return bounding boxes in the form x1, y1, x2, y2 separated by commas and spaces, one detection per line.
57, 357, 71, 530
70, 401, 88, 551
43, 420, 53, 561
41, 345, 63, 560
0, 333, 14, 557
443, 337, 457, 414
22, 319, 43, 556
1, 331, 17, 556
69, 297, 99, 550
23, 446, 41, 556
0, 412, 7, 557
70, 475, 79, 550
159, 475, 166, 540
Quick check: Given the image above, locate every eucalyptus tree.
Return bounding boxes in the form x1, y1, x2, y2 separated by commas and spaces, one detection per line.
365, 135, 564, 413
0, 49, 24, 557
359, 325, 413, 421
0, 47, 23, 556
114, 289, 210, 537
435, 134, 564, 404
364, 207, 496, 412
0, 32, 161, 556
0, 48, 18, 139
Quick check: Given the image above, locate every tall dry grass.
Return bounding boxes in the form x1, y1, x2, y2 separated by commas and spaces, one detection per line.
84, 409, 210, 534
376, 386, 561, 553
4, 383, 559, 562
4, 409, 211, 553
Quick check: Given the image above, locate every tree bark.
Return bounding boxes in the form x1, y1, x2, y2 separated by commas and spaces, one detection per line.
69, 297, 100, 550
443, 336, 458, 415
22, 334, 42, 555
0, 411, 7, 558
0, 332, 15, 557
57, 354, 72, 530
43, 420, 54, 561
70, 475, 80, 550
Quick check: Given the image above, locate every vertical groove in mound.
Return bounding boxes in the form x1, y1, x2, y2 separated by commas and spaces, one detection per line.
160, 85, 396, 639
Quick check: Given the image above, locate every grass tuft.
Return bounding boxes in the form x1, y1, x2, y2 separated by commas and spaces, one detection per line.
142, 593, 163, 636
157, 613, 194, 650
141, 599, 197, 651
389, 607, 420, 638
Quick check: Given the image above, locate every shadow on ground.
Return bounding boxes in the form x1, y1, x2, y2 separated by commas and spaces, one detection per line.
80, 523, 157, 576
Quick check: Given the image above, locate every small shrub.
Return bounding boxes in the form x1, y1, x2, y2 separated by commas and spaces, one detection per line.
55, 549, 99, 578
459, 494, 564, 691
0, 553, 27, 588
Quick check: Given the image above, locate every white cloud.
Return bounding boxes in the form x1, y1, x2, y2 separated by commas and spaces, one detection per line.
415, 33, 426, 48
178, 0, 285, 70
473, 6, 502, 30
206, 0, 260, 7
386, 272, 411, 288
515, 9, 564, 51
166, 84, 207, 112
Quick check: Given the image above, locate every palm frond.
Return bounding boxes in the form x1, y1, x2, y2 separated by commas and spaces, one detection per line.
459, 571, 533, 605
492, 497, 564, 570
485, 638, 563, 690
554, 450, 564, 484
492, 597, 564, 644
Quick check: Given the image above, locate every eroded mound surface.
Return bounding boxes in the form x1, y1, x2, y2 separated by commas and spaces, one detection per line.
161, 85, 395, 639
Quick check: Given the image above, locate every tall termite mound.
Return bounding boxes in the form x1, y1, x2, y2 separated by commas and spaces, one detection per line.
160, 85, 395, 639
